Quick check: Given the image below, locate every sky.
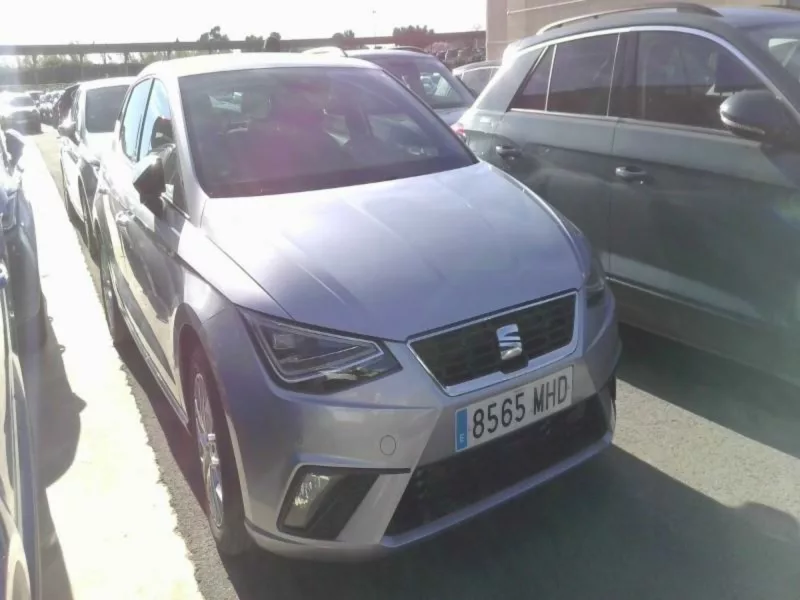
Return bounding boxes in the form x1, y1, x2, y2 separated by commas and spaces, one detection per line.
3, 0, 486, 45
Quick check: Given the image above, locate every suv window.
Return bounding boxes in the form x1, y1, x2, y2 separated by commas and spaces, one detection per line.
622, 31, 766, 130
119, 80, 153, 161
140, 80, 185, 209
547, 35, 618, 116
460, 67, 498, 95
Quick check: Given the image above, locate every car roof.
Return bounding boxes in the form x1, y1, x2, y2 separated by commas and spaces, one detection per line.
513, 5, 800, 53
79, 76, 136, 91
139, 52, 379, 79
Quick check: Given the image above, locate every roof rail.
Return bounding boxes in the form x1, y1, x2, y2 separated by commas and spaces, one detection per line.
392, 46, 428, 53
301, 46, 348, 56
761, 3, 800, 9
537, 2, 721, 34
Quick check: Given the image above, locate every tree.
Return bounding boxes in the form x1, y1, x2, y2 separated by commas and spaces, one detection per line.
198, 26, 230, 53
265, 32, 281, 52
244, 34, 265, 52
392, 25, 435, 49
332, 29, 357, 49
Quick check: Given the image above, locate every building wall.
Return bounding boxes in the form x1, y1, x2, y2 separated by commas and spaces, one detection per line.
485, 0, 793, 60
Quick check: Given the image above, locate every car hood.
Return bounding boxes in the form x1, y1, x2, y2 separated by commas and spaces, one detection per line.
84, 132, 114, 160
202, 162, 583, 341
434, 107, 468, 126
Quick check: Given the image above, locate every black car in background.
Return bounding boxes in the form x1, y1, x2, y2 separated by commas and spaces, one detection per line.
0, 94, 41, 135
458, 3, 800, 385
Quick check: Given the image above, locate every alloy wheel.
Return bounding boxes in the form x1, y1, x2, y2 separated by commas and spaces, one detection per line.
194, 372, 224, 528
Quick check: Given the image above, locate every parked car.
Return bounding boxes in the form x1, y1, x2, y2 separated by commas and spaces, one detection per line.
0, 129, 47, 352
458, 3, 800, 384
0, 94, 41, 135
94, 53, 619, 559
57, 77, 134, 258
453, 59, 501, 96
303, 47, 476, 125
0, 139, 42, 599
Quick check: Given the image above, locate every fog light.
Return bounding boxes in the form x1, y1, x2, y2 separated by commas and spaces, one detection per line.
279, 467, 391, 540
283, 472, 343, 530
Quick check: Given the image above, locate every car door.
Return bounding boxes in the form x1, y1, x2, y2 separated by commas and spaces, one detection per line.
487, 33, 625, 267
60, 89, 82, 216
123, 79, 187, 409
608, 28, 800, 372
101, 78, 153, 343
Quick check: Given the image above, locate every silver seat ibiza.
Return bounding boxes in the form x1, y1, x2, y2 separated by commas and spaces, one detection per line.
93, 53, 620, 560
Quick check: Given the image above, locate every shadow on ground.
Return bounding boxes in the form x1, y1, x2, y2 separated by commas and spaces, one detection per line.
618, 325, 800, 460
22, 315, 83, 600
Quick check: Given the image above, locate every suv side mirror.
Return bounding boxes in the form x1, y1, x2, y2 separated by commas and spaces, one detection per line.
57, 120, 76, 140
719, 90, 796, 145
132, 153, 166, 217
5, 131, 24, 170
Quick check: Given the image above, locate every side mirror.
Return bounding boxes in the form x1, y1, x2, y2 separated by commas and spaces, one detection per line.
719, 90, 796, 145
132, 154, 166, 216
57, 120, 76, 140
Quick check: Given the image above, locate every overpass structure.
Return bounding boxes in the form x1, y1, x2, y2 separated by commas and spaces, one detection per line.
0, 31, 486, 58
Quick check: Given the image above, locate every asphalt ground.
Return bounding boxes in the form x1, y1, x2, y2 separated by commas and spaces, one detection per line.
29, 127, 800, 599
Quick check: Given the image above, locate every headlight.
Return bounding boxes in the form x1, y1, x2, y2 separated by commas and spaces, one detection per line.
243, 313, 401, 393
585, 255, 607, 307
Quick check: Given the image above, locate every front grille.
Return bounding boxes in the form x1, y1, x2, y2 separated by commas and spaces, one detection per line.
385, 395, 608, 536
411, 294, 576, 388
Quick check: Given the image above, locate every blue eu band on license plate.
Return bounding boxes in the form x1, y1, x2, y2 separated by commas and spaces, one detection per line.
455, 408, 469, 451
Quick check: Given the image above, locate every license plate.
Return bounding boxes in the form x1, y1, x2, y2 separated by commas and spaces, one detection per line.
455, 366, 573, 452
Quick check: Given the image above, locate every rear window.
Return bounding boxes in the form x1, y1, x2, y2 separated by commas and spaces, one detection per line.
7, 95, 34, 108
179, 67, 476, 198
364, 56, 474, 110
85, 85, 129, 133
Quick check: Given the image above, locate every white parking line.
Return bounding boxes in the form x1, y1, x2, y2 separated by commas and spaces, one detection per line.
22, 142, 202, 598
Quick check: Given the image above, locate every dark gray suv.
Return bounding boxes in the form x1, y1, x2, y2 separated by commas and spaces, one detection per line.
458, 4, 800, 385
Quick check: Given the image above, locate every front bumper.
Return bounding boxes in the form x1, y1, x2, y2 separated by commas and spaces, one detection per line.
203, 286, 619, 560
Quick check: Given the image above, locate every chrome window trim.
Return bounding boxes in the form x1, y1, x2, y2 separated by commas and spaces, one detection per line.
406, 290, 580, 397
512, 24, 800, 124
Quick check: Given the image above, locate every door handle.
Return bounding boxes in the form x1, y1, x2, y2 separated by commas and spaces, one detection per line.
615, 166, 650, 183
0, 263, 9, 290
115, 211, 133, 226
495, 145, 522, 159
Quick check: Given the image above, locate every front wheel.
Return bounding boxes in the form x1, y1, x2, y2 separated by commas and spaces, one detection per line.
188, 346, 251, 556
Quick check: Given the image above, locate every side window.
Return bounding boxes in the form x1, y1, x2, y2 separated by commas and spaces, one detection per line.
511, 46, 553, 111
547, 34, 618, 116
461, 69, 494, 95
140, 80, 185, 209
629, 31, 767, 130
119, 80, 153, 161
140, 81, 173, 157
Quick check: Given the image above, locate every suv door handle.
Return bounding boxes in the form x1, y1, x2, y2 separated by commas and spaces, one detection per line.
496, 145, 522, 159
615, 166, 650, 183
115, 211, 132, 226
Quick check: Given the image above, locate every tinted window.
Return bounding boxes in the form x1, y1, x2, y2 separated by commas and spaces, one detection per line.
119, 80, 153, 161
746, 23, 800, 81
85, 85, 129, 134
460, 67, 498, 95
365, 57, 474, 110
179, 67, 475, 198
8, 96, 34, 108
511, 46, 553, 111
623, 31, 766, 129
547, 35, 617, 116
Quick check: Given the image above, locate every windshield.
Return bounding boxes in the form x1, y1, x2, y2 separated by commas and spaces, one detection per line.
7, 95, 35, 108
84, 85, 129, 133
179, 66, 475, 198
363, 56, 474, 110
745, 22, 800, 80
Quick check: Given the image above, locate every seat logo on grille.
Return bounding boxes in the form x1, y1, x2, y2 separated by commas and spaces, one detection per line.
496, 324, 523, 361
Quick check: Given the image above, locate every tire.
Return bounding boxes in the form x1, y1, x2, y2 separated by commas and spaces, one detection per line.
188, 346, 252, 556
99, 238, 130, 347
60, 164, 76, 222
